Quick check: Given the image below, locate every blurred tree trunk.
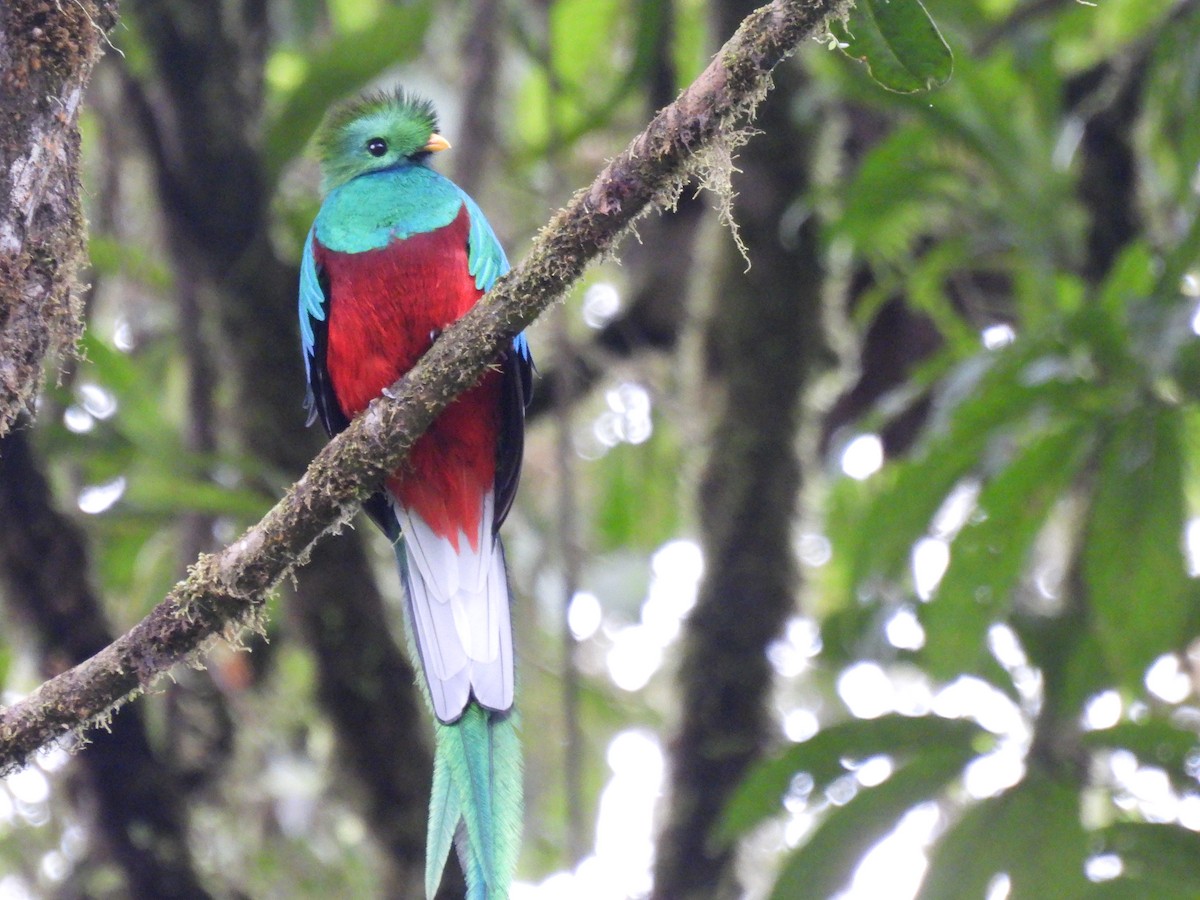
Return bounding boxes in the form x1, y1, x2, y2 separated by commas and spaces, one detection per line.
118, 0, 449, 892
0, 0, 118, 436
650, 26, 829, 900
1068, 57, 1145, 284
453, 0, 504, 198
0, 429, 211, 899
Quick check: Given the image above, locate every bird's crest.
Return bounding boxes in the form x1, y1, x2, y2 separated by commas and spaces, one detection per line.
315, 88, 442, 192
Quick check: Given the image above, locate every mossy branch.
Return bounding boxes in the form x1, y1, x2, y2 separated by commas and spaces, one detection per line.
0, 0, 848, 772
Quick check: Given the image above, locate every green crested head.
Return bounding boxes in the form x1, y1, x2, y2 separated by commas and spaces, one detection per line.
315, 89, 449, 192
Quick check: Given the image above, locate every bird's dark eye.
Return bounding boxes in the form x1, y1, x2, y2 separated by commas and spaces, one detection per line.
366, 138, 388, 157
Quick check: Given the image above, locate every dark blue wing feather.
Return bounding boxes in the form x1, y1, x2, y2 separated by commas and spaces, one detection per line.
494, 336, 533, 533
299, 228, 349, 437
460, 194, 534, 533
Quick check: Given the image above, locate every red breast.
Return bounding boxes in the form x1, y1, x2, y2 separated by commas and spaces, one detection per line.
316, 205, 501, 549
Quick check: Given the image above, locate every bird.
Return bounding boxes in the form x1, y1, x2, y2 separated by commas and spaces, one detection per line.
298, 88, 530, 899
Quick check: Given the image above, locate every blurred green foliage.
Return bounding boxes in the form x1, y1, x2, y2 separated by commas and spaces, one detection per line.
732, 1, 1200, 897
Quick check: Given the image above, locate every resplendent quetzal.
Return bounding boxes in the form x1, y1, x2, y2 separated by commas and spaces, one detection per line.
298, 88, 530, 899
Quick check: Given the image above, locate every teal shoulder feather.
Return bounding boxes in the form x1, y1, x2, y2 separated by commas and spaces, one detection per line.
460, 191, 508, 292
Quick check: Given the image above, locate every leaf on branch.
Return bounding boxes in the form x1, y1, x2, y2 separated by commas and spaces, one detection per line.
831, 0, 953, 93
920, 422, 1091, 685
1083, 406, 1193, 692
718, 714, 986, 843
917, 774, 1089, 900
768, 745, 977, 900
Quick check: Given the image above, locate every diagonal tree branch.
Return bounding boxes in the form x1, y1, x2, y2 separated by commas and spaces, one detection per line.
0, 0, 849, 773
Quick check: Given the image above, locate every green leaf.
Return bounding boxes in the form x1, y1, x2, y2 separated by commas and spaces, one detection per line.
1097, 242, 1158, 318
1082, 718, 1200, 794
840, 341, 1091, 593
1139, 4, 1200, 209
829, 124, 956, 265
551, 0, 627, 93
1095, 823, 1200, 895
918, 774, 1089, 900
1083, 407, 1191, 691
93, 519, 159, 594
263, 2, 433, 181
122, 469, 271, 519
1018, 614, 1113, 727
1050, 0, 1178, 73
832, 0, 953, 93
88, 236, 174, 291
905, 238, 986, 354
672, 0, 709, 89
768, 746, 976, 900
74, 335, 185, 458
517, 0, 665, 158
720, 715, 986, 843
921, 423, 1091, 682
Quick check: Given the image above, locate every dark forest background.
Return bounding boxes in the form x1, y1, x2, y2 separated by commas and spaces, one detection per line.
2, 0, 1200, 898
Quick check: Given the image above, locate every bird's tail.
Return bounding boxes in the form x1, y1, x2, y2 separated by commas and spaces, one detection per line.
426, 704, 522, 899
392, 535, 522, 899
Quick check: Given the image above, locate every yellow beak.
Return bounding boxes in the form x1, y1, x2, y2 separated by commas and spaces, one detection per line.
423, 133, 452, 153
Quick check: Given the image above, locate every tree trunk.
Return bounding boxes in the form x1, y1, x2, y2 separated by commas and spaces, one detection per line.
0, 429, 211, 898
0, 0, 118, 436
651, 48, 829, 900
